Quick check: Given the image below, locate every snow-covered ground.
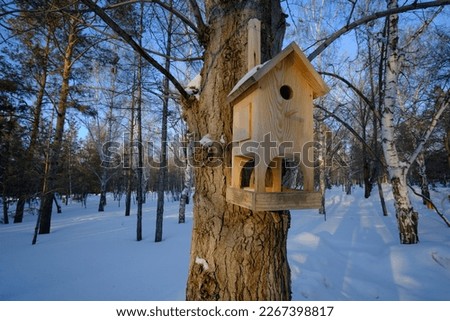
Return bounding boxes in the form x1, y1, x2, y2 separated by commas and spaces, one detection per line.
1, 185, 449, 301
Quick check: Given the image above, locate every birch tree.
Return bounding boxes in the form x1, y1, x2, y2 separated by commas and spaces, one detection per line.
380, 0, 448, 244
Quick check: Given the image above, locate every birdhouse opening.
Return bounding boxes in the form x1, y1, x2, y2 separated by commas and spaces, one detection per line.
240, 159, 255, 190
281, 158, 305, 190
280, 85, 293, 100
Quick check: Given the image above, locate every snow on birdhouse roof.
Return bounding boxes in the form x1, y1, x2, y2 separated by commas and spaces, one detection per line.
227, 42, 329, 104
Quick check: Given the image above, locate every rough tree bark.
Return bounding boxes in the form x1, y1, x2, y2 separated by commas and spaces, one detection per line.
183, 1, 291, 300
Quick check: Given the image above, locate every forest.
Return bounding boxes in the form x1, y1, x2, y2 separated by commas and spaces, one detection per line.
1, 0, 449, 301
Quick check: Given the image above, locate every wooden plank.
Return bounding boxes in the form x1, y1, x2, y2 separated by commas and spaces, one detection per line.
254, 190, 321, 211
226, 186, 255, 209
226, 187, 321, 211
233, 102, 251, 142
247, 18, 261, 71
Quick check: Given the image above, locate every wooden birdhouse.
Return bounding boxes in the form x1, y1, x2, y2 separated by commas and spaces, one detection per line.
225, 19, 329, 211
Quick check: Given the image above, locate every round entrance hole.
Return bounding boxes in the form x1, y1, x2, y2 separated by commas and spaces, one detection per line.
280, 85, 293, 100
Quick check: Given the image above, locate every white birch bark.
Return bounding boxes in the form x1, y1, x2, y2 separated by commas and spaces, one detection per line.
382, 0, 419, 244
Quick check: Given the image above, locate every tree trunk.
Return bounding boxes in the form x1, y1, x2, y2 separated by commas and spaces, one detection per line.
124, 97, 135, 217
391, 175, 419, 243
417, 151, 433, 208
445, 129, 450, 169
155, 0, 173, 242
15, 33, 51, 224
317, 110, 326, 215
38, 19, 78, 235
2, 195, 9, 224
381, 0, 418, 243
14, 196, 26, 224
136, 1, 144, 241
98, 189, 106, 212
377, 175, 389, 217
179, 135, 194, 224
184, 1, 291, 300
363, 153, 372, 198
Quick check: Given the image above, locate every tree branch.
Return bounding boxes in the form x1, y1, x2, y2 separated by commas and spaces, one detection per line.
187, 0, 209, 46
79, 0, 190, 100
407, 97, 449, 169
308, 0, 450, 61
104, 0, 200, 35
315, 104, 386, 168
320, 71, 381, 121
402, 6, 443, 49
407, 184, 450, 227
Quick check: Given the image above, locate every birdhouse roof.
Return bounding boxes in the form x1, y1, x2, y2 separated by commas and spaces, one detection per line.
227, 42, 329, 104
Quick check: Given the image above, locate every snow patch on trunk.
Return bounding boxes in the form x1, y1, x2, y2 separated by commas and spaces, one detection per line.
199, 134, 214, 147
195, 257, 209, 270
185, 74, 201, 100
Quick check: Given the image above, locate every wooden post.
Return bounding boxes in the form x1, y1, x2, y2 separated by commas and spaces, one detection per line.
247, 18, 261, 71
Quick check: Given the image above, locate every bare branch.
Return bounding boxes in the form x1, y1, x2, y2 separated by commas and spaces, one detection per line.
187, 0, 209, 45
402, 6, 444, 49
79, 0, 191, 100
314, 104, 386, 167
346, 0, 358, 26
104, 0, 200, 35
308, 0, 450, 61
407, 97, 449, 169
320, 71, 381, 121
145, 48, 203, 62
408, 184, 450, 227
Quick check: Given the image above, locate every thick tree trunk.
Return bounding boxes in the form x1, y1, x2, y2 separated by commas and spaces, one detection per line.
391, 175, 419, 243
184, 1, 291, 300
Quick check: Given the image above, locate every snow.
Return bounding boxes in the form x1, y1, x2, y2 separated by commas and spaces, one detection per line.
1, 185, 450, 301
228, 62, 267, 98
199, 134, 214, 147
185, 74, 201, 100
195, 257, 209, 271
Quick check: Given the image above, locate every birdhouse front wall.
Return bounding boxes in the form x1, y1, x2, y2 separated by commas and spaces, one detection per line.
231, 53, 315, 192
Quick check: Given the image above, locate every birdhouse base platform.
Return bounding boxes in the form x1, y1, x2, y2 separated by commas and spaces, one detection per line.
226, 187, 321, 211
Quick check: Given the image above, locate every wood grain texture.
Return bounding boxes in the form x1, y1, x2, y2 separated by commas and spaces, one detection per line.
226, 187, 322, 211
